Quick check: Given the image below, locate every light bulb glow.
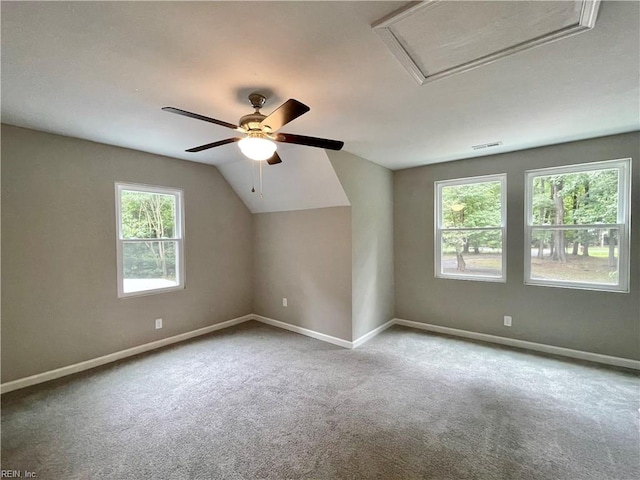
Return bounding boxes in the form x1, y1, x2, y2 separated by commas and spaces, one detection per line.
238, 136, 277, 161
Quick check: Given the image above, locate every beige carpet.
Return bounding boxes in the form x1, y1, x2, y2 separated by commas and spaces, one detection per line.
2, 320, 639, 479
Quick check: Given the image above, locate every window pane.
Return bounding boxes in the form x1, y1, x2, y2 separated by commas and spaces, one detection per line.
441, 180, 502, 228
122, 241, 178, 293
120, 190, 177, 239
441, 229, 503, 278
529, 228, 619, 285
530, 168, 619, 226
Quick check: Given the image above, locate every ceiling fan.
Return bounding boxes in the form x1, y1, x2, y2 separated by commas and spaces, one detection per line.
162, 94, 344, 165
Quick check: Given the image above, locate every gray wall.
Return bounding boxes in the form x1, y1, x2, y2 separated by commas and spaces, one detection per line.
253, 207, 352, 341
329, 151, 395, 340
395, 132, 640, 360
4, 123, 637, 385
1, 125, 254, 382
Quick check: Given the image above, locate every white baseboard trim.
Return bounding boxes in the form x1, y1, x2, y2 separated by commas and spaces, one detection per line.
1, 313, 386, 394
252, 315, 395, 350
252, 314, 353, 349
0, 314, 254, 394
352, 319, 395, 348
393, 318, 640, 370
6, 314, 635, 394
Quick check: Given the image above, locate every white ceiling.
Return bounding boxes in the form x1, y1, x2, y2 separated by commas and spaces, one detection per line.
2, 1, 638, 210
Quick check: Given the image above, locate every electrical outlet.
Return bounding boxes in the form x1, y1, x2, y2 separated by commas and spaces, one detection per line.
504, 316, 512, 327
155, 318, 163, 329
282, 298, 288, 307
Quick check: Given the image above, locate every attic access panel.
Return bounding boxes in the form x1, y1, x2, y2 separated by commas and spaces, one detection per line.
373, 0, 600, 84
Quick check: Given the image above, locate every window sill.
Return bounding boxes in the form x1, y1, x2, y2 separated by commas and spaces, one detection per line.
118, 284, 185, 299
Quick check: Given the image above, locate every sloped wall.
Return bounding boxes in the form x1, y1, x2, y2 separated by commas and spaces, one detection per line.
1, 125, 254, 382
328, 151, 395, 340
217, 146, 350, 213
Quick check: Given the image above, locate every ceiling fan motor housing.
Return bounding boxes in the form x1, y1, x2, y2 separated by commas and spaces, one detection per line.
239, 111, 267, 133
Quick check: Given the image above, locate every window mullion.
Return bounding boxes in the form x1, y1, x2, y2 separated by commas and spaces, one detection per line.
441, 226, 502, 232
527, 223, 622, 231
121, 237, 181, 242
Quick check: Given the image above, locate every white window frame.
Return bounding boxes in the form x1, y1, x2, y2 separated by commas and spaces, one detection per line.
435, 173, 507, 282
115, 182, 185, 298
524, 158, 631, 293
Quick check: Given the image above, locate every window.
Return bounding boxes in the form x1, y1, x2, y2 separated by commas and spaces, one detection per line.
115, 183, 185, 298
435, 174, 506, 282
525, 159, 631, 292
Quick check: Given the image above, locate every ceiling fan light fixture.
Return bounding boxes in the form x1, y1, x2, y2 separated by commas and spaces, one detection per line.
238, 136, 277, 161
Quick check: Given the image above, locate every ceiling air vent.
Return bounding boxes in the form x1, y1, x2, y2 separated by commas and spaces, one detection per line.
472, 141, 503, 151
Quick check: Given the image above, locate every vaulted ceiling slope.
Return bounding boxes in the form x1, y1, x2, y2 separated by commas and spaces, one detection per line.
217, 148, 350, 214
2, 1, 639, 172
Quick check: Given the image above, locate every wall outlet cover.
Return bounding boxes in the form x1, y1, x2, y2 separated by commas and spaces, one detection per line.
155, 318, 163, 329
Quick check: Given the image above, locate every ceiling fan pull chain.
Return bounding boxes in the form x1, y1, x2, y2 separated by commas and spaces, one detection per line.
251, 159, 256, 193
259, 160, 264, 199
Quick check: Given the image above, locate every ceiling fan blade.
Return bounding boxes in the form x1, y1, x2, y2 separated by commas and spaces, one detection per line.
275, 133, 344, 151
266, 152, 283, 165
162, 107, 240, 131
185, 137, 241, 152
260, 99, 310, 132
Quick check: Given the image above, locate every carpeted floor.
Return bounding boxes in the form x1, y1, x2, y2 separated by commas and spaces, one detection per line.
2, 321, 639, 479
